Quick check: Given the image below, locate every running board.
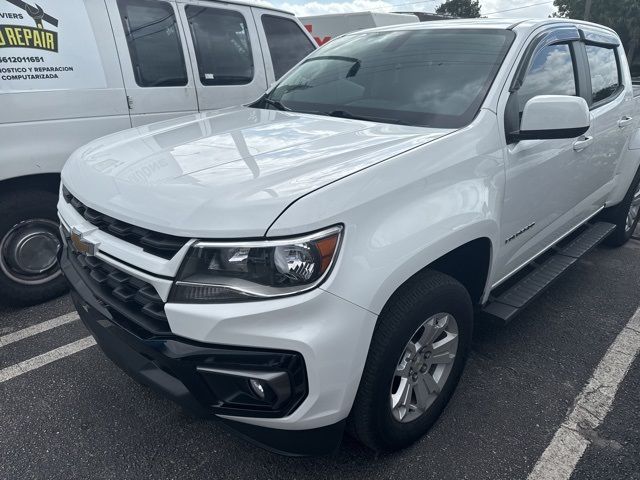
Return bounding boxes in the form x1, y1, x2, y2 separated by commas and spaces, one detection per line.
481, 222, 616, 325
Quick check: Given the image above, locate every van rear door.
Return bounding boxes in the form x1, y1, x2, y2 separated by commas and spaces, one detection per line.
251, 9, 316, 84
176, 0, 267, 111
106, 0, 198, 126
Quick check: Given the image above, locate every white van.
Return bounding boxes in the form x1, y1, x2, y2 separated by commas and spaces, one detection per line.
0, 0, 316, 306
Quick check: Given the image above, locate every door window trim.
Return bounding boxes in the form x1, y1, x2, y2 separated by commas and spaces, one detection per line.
505, 33, 583, 143
508, 26, 581, 93
579, 41, 625, 110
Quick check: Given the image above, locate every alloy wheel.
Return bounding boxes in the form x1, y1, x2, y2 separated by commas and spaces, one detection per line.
390, 312, 459, 423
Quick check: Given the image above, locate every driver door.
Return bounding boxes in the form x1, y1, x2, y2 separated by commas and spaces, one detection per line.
495, 37, 599, 283
106, 0, 198, 126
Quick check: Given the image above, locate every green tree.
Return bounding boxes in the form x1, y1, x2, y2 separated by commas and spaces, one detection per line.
435, 0, 481, 18
553, 0, 639, 70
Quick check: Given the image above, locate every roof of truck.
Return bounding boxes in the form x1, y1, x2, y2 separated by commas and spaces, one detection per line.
361, 17, 617, 35
175, 0, 294, 15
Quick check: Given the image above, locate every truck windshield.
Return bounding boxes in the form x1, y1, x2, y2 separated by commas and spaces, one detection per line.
256, 28, 515, 128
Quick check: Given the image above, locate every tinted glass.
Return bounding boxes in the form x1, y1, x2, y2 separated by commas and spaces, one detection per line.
261, 29, 514, 128
586, 45, 620, 103
518, 44, 577, 112
185, 6, 253, 86
117, 0, 188, 87
262, 15, 316, 79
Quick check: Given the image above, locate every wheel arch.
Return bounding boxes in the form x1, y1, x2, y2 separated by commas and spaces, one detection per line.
374, 230, 496, 317
0, 173, 61, 198
428, 237, 492, 307
607, 141, 640, 207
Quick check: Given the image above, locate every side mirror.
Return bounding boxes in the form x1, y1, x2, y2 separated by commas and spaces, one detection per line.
515, 95, 590, 141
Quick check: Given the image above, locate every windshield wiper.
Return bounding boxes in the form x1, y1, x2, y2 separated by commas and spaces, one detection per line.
262, 96, 291, 111
327, 110, 408, 125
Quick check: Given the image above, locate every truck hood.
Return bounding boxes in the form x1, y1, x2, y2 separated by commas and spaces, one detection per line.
62, 106, 451, 238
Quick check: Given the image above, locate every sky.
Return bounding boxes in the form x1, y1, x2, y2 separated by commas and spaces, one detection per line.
264, 0, 557, 18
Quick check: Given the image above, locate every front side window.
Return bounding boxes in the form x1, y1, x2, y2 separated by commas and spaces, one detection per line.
262, 15, 316, 79
185, 6, 254, 86
259, 29, 515, 128
117, 0, 188, 87
585, 45, 621, 104
518, 44, 577, 112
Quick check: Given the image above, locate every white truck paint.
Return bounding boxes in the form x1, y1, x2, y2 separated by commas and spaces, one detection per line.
301, 11, 418, 45
59, 19, 640, 455
0, 0, 315, 306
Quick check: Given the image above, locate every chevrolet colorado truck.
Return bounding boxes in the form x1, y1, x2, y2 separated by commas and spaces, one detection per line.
58, 19, 640, 455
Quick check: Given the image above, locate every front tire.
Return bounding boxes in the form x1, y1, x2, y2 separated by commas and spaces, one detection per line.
349, 270, 473, 452
0, 189, 68, 307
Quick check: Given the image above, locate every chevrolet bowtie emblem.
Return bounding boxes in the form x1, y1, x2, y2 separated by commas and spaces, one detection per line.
70, 227, 98, 257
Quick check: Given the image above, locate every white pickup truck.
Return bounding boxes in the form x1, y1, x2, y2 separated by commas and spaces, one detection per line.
58, 19, 640, 455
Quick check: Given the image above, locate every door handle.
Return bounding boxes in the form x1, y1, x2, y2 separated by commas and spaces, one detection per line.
618, 116, 634, 128
573, 136, 594, 151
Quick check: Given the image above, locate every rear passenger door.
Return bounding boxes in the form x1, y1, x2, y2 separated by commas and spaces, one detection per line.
178, 1, 267, 111
580, 37, 636, 190
107, 0, 198, 126
252, 10, 316, 84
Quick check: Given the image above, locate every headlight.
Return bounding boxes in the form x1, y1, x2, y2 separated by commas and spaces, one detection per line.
169, 225, 343, 303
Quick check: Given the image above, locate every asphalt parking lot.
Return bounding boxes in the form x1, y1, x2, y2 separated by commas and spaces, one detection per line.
2, 236, 640, 480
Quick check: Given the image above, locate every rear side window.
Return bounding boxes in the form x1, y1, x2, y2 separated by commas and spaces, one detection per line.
261, 15, 315, 79
185, 6, 254, 86
117, 0, 188, 87
518, 44, 577, 112
585, 45, 621, 104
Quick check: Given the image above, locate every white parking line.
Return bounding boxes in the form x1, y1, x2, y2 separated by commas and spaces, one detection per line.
0, 336, 96, 384
0, 312, 79, 348
527, 307, 640, 480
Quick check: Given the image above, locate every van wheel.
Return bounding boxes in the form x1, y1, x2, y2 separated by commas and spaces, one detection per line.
349, 270, 472, 452
0, 189, 68, 307
603, 166, 640, 247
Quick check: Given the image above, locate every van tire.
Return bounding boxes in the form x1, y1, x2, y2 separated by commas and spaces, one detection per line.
348, 270, 472, 452
602, 165, 640, 247
0, 189, 68, 307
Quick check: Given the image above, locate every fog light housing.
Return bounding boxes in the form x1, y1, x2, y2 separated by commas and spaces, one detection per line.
197, 366, 295, 415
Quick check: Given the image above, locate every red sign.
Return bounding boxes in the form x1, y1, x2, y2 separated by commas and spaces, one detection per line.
304, 24, 332, 46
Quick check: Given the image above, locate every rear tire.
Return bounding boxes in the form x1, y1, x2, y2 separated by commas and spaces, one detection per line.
602, 166, 640, 247
348, 270, 473, 452
0, 189, 68, 307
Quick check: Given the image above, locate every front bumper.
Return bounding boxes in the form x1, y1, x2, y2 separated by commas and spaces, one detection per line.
60, 243, 375, 455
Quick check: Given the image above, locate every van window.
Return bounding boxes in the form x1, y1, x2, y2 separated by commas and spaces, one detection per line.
585, 45, 621, 104
518, 44, 577, 112
261, 15, 316, 79
117, 0, 188, 87
185, 6, 254, 86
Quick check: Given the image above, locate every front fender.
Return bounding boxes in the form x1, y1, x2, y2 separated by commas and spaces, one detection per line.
268, 110, 505, 314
